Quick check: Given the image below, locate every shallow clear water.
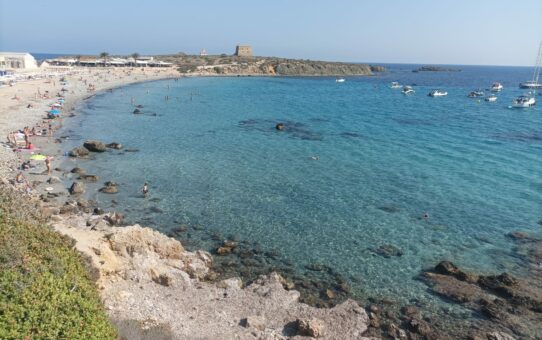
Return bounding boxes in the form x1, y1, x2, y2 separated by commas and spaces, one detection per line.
60, 65, 542, 312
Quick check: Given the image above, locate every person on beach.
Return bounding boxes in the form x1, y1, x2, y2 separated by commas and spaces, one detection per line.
16, 172, 24, 183
45, 156, 52, 175
141, 182, 149, 197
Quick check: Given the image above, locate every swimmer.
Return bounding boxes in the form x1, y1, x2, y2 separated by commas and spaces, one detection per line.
141, 182, 149, 197
310, 155, 320, 160
423, 212, 429, 219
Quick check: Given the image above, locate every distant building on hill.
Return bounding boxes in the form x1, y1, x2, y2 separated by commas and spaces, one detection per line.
234, 45, 253, 57
200, 49, 208, 56
0, 52, 38, 70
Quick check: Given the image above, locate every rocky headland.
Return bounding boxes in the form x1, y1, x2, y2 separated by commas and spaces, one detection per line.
157, 54, 385, 76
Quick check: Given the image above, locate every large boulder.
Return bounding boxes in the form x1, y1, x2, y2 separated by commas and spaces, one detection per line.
69, 181, 85, 195
83, 140, 107, 152
68, 147, 89, 158
108, 225, 185, 259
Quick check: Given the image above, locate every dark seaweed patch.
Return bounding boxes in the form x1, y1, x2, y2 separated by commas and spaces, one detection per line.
238, 118, 323, 141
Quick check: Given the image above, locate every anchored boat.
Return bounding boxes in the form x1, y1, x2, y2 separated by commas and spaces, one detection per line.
428, 89, 448, 97
519, 42, 542, 89
512, 95, 536, 108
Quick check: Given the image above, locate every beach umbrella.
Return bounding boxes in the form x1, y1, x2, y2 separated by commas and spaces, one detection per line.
30, 154, 46, 160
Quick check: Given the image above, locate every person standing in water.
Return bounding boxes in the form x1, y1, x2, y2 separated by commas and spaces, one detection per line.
141, 182, 149, 197
45, 156, 52, 175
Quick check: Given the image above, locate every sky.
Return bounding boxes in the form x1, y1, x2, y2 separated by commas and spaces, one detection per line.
1, 0, 542, 66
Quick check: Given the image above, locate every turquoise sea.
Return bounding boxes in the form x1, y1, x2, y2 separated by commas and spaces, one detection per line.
60, 64, 542, 319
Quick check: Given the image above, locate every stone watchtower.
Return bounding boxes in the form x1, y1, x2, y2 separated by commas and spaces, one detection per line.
234, 45, 253, 57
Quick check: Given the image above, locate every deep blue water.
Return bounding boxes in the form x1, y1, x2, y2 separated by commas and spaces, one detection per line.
59, 64, 542, 314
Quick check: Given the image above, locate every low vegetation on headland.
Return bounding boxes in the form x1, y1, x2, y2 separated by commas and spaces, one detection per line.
0, 187, 116, 338
157, 54, 385, 76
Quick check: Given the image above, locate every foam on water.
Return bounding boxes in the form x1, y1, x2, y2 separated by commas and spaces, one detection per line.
60, 65, 542, 313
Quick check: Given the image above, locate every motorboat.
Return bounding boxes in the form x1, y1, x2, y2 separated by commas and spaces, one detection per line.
490, 82, 504, 92
402, 86, 415, 94
512, 95, 536, 108
519, 42, 542, 89
336, 78, 345, 83
467, 89, 485, 98
519, 80, 542, 89
390, 82, 401, 89
428, 89, 448, 97
484, 94, 497, 102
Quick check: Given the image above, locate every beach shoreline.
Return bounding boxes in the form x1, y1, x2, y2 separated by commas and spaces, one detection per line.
0, 68, 377, 339
1, 67, 539, 339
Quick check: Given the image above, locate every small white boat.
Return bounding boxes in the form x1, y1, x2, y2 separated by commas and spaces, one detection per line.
402, 86, 415, 94
512, 95, 536, 108
490, 82, 504, 92
428, 89, 448, 97
336, 78, 345, 83
485, 95, 497, 102
390, 82, 401, 89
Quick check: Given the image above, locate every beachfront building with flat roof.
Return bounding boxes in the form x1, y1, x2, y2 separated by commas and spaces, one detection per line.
234, 45, 253, 57
200, 49, 208, 56
47, 55, 173, 68
0, 52, 38, 70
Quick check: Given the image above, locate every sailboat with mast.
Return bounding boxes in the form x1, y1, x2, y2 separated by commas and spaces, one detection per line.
513, 42, 540, 108
519, 42, 542, 89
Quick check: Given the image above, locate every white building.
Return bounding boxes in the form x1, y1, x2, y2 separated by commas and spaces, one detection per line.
200, 49, 208, 56
0, 52, 38, 70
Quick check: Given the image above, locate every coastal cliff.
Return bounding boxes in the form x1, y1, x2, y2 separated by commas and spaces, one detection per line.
158, 54, 384, 76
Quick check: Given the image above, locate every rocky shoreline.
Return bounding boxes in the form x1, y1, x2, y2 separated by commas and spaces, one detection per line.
2, 70, 541, 339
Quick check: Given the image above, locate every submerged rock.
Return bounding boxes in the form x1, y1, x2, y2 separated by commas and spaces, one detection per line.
372, 244, 403, 258
71, 167, 86, 174
99, 181, 118, 194
83, 140, 107, 152
106, 142, 123, 149
80, 174, 99, 182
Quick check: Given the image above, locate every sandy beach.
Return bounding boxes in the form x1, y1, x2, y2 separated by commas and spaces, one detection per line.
0, 67, 179, 179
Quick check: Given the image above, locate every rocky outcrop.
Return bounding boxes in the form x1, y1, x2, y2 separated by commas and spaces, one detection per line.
421, 260, 542, 338
50, 218, 371, 340
68, 146, 89, 158
83, 140, 107, 152
69, 181, 85, 195
99, 181, 118, 194
413, 65, 461, 72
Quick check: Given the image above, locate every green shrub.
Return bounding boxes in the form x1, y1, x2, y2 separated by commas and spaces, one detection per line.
0, 189, 117, 338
